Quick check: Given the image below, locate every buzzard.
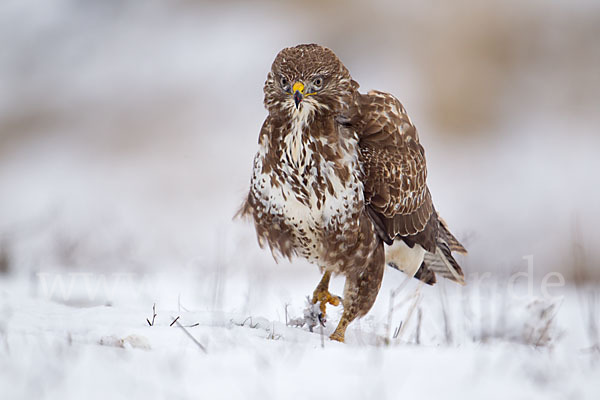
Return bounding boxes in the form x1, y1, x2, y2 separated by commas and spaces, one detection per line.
238, 44, 466, 342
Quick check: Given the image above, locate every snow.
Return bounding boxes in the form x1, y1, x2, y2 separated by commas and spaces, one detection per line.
2, 271, 600, 399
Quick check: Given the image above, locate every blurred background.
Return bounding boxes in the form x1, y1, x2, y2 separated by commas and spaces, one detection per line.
1, 0, 599, 285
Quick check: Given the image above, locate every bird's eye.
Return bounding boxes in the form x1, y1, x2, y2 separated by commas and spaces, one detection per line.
280, 76, 288, 87
312, 76, 323, 89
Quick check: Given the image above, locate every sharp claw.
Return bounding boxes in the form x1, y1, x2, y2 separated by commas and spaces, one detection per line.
318, 313, 326, 327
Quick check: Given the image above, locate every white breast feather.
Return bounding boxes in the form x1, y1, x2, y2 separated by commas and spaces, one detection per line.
250, 108, 363, 262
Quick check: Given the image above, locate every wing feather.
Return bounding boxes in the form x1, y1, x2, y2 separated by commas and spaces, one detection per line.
340, 90, 466, 284
356, 90, 436, 251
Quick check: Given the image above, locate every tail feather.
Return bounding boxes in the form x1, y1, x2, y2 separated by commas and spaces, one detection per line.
423, 243, 465, 285
413, 261, 437, 285
421, 215, 466, 285
387, 212, 467, 286
437, 214, 467, 254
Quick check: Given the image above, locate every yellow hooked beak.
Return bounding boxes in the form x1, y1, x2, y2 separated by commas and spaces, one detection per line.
292, 82, 304, 109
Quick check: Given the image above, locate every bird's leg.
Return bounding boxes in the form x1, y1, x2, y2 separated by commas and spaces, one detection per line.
312, 270, 341, 316
330, 244, 385, 343
330, 295, 361, 343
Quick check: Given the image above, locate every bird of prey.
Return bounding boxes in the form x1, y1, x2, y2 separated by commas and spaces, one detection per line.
238, 43, 466, 342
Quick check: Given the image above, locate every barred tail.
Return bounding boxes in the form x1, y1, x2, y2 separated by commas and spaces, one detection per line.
437, 214, 467, 255
415, 214, 467, 286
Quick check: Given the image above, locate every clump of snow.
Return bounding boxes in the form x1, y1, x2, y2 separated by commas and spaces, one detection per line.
99, 334, 151, 350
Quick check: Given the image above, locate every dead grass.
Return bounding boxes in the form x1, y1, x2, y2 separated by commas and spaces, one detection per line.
382, 277, 563, 349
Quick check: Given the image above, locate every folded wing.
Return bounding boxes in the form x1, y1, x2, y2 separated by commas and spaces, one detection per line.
352, 90, 466, 285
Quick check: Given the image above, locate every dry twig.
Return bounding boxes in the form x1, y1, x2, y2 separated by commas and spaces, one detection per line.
395, 283, 423, 343
146, 303, 157, 326
172, 316, 206, 353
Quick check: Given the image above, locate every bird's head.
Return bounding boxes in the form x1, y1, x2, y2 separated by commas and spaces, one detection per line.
263, 44, 359, 120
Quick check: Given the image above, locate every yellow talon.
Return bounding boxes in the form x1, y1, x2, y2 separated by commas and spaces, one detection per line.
312, 289, 341, 316
311, 270, 341, 317
329, 331, 345, 343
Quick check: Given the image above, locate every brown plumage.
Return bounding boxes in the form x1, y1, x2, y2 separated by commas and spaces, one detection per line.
238, 44, 466, 342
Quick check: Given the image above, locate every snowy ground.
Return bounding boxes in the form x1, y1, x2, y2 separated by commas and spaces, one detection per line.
2, 269, 600, 399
